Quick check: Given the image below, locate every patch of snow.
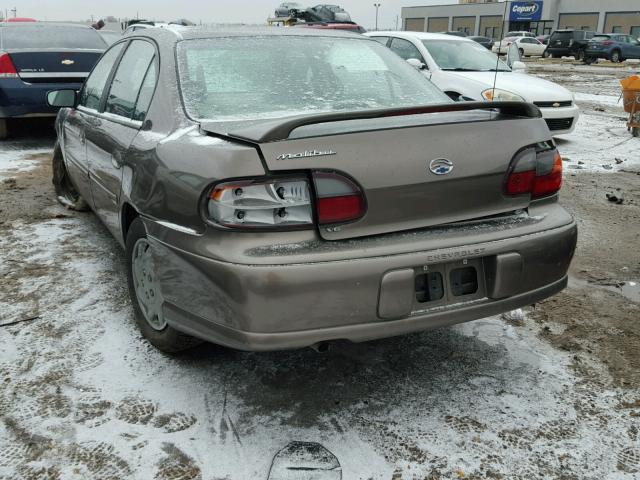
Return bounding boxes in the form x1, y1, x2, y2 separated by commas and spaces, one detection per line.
0, 147, 51, 179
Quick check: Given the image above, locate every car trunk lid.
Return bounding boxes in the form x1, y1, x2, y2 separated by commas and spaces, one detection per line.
7, 50, 103, 83
201, 103, 550, 240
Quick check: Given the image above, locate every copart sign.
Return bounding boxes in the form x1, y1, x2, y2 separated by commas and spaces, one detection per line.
509, 1, 543, 22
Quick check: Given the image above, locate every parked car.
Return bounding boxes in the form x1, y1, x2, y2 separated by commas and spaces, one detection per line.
367, 31, 579, 135
441, 31, 468, 37
493, 36, 546, 56
537, 34, 550, 45
505, 31, 535, 38
274, 2, 304, 17
48, 27, 576, 353
584, 34, 640, 63
0, 22, 107, 139
469, 35, 493, 49
543, 29, 597, 60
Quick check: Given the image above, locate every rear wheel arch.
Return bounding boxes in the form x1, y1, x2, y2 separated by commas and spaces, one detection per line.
121, 203, 139, 243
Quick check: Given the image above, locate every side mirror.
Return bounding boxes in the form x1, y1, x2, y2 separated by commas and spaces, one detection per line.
47, 89, 77, 108
511, 61, 527, 72
406, 58, 427, 71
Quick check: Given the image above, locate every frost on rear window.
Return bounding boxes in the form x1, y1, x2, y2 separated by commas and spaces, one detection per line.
176, 36, 449, 122
2, 26, 106, 49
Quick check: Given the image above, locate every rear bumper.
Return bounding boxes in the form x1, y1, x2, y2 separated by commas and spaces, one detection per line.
147, 215, 577, 351
0, 79, 82, 118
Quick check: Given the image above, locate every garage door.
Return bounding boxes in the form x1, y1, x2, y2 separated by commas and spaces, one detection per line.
405, 18, 425, 32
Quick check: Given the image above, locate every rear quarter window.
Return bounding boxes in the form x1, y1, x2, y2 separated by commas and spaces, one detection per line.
1, 25, 106, 49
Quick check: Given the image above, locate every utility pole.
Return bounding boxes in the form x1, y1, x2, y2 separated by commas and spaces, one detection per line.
395, 14, 399, 30
373, 3, 381, 31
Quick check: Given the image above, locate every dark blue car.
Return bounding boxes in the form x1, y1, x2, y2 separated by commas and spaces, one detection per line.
584, 33, 640, 64
0, 22, 107, 138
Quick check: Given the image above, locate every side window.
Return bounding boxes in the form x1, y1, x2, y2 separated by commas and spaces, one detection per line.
79, 43, 125, 110
105, 40, 155, 119
370, 36, 389, 46
133, 57, 158, 121
389, 38, 424, 63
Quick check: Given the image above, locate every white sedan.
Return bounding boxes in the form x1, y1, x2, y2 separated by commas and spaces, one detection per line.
493, 36, 547, 57
365, 31, 579, 135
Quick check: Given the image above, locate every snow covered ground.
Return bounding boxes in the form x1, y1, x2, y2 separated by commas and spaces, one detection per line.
1, 62, 639, 479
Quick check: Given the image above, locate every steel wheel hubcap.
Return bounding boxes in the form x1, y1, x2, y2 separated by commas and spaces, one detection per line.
132, 238, 166, 331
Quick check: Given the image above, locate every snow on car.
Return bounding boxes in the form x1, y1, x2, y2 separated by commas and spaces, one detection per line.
47, 27, 576, 353
367, 31, 580, 136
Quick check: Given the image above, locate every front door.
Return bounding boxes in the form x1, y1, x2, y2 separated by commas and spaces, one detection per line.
64, 42, 126, 205
86, 39, 157, 237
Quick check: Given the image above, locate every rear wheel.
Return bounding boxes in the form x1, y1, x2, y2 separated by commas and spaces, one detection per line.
518, 48, 525, 57
584, 56, 595, 65
575, 49, 585, 61
633, 127, 639, 138
125, 217, 202, 353
542, 49, 551, 58
52, 141, 90, 211
611, 50, 622, 63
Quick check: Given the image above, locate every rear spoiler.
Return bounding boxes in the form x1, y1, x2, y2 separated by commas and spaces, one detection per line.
202, 101, 541, 144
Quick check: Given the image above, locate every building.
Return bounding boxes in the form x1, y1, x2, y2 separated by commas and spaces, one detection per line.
402, 0, 640, 39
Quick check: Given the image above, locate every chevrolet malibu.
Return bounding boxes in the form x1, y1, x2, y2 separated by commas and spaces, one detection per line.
48, 28, 577, 353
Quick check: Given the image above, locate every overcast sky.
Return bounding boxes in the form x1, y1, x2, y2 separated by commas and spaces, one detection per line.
8, 0, 449, 29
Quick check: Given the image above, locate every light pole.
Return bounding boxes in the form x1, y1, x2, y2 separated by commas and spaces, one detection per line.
373, 3, 381, 31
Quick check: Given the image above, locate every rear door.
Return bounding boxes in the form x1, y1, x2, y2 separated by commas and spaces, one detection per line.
86, 39, 157, 237
64, 42, 126, 205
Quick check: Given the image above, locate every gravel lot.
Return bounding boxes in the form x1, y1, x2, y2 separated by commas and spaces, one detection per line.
1, 60, 639, 480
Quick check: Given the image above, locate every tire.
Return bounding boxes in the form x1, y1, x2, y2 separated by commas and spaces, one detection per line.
584, 56, 595, 65
542, 49, 551, 59
575, 49, 585, 61
52, 141, 90, 211
0, 119, 8, 140
518, 48, 524, 57
125, 217, 202, 353
633, 127, 639, 138
611, 50, 622, 63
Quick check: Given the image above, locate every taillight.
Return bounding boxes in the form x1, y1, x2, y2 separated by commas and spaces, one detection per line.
205, 172, 366, 229
505, 145, 562, 199
602, 41, 614, 46
207, 177, 313, 228
0, 52, 18, 78
313, 171, 366, 225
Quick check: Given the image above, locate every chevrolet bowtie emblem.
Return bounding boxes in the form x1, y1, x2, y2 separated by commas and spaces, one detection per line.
552, 102, 560, 108
61, 59, 75, 65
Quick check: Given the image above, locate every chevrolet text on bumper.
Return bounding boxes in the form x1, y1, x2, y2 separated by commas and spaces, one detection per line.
49, 28, 577, 353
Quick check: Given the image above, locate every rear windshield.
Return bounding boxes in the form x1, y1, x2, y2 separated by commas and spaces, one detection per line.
550, 31, 574, 40
1, 25, 107, 49
591, 35, 612, 42
177, 36, 449, 121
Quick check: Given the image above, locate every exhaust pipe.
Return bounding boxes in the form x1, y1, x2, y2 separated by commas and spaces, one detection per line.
310, 342, 331, 353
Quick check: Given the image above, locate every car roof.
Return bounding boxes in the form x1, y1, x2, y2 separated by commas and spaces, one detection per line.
367, 30, 473, 42
135, 25, 368, 43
